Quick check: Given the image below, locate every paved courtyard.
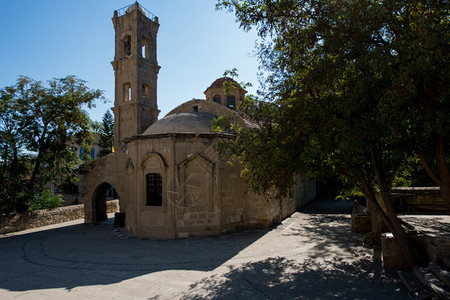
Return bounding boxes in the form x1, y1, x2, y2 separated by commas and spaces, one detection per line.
0, 199, 407, 299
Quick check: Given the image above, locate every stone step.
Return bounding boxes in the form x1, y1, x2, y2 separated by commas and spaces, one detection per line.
429, 262, 450, 289
397, 270, 424, 292
397, 270, 434, 299
414, 266, 450, 299
444, 257, 450, 269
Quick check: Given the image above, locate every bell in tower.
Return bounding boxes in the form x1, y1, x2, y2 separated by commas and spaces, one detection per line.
111, 2, 160, 150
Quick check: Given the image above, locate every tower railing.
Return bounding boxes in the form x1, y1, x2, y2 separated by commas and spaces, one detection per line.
116, 2, 157, 22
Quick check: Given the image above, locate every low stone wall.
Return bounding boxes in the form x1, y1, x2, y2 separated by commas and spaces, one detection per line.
376, 187, 447, 214
425, 235, 450, 263
351, 214, 372, 234
381, 231, 426, 269
0, 200, 119, 234
381, 233, 409, 269
381, 215, 450, 268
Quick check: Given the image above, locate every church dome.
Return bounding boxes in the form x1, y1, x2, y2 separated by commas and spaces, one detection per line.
143, 112, 216, 135
205, 77, 242, 92
126, 2, 146, 14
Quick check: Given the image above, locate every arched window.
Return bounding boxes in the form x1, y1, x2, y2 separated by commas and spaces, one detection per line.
146, 173, 162, 206
227, 96, 235, 109
142, 83, 150, 100
124, 83, 131, 101
141, 37, 149, 59
213, 94, 221, 104
123, 35, 131, 57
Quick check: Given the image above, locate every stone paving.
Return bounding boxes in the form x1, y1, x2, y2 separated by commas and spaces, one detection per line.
0, 199, 407, 299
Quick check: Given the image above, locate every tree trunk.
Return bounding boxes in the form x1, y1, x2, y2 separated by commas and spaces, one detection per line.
341, 166, 425, 267
28, 124, 49, 192
356, 171, 392, 246
371, 148, 425, 267
377, 188, 424, 267
367, 197, 383, 245
415, 132, 450, 211
433, 133, 450, 210
340, 169, 386, 245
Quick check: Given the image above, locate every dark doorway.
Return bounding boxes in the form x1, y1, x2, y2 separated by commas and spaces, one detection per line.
94, 183, 118, 222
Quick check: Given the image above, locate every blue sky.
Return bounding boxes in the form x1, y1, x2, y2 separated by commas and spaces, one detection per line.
0, 0, 259, 122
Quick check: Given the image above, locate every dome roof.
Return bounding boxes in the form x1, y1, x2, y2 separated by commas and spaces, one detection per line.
126, 2, 146, 14
204, 77, 247, 95
209, 77, 237, 88
143, 112, 216, 135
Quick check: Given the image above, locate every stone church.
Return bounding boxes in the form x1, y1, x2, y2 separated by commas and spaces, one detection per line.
82, 2, 317, 238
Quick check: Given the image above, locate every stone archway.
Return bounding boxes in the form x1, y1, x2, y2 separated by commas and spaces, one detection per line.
92, 182, 119, 222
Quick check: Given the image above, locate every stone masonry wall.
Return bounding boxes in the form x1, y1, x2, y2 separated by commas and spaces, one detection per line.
376, 187, 447, 214
0, 200, 119, 234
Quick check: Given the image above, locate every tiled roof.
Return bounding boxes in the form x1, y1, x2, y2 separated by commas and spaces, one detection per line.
205, 77, 244, 91
143, 112, 216, 135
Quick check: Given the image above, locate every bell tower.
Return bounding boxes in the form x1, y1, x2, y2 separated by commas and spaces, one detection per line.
111, 2, 160, 149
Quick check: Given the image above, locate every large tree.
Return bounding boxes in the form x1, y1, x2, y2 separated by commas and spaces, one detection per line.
0, 76, 103, 213
98, 109, 114, 157
216, 0, 448, 267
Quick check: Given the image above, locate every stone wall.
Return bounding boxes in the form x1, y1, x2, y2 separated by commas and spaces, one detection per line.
351, 214, 372, 234
425, 235, 450, 263
376, 187, 448, 214
0, 200, 119, 234
293, 174, 317, 209
381, 231, 426, 269
381, 233, 409, 269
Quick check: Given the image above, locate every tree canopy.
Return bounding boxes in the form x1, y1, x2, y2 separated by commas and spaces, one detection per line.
216, 0, 449, 267
0, 76, 103, 213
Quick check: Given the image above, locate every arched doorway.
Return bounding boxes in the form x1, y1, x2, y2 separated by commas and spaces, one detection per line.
93, 182, 119, 222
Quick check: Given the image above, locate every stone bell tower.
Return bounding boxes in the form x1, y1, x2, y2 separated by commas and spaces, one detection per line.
111, 2, 160, 150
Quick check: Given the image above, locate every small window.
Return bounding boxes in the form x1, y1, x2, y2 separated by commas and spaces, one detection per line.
213, 94, 221, 104
146, 173, 162, 206
90, 148, 95, 159
227, 96, 235, 109
79, 147, 84, 159
142, 45, 147, 58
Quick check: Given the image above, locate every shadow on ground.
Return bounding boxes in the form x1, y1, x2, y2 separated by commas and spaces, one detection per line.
183, 256, 405, 299
0, 198, 406, 299
0, 222, 265, 292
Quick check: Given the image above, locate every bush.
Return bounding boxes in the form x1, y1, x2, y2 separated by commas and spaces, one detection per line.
28, 189, 63, 210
